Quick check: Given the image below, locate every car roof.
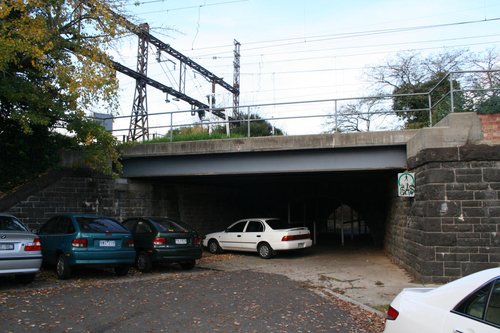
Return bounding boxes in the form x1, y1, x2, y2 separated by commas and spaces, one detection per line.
0, 213, 17, 218
236, 218, 279, 221
53, 213, 115, 218
419, 267, 500, 308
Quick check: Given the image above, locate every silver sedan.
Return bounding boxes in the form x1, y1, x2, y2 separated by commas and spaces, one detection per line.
0, 214, 42, 283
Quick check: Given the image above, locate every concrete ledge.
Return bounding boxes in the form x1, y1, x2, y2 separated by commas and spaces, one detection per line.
408, 145, 500, 169
122, 131, 418, 158
406, 112, 484, 159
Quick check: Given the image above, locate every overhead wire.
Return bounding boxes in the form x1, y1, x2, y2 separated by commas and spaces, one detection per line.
176, 17, 500, 54
193, 33, 500, 60
112, 1, 500, 115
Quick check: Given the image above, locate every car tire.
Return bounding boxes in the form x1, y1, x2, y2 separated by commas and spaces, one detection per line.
14, 273, 36, 284
258, 242, 275, 259
208, 239, 222, 254
114, 265, 130, 276
56, 254, 72, 280
180, 260, 196, 270
136, 252, 153, 273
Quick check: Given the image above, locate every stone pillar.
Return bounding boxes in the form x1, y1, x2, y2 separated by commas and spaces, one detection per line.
386, 112, 500, 283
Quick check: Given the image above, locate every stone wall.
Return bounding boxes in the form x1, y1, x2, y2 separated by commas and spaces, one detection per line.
2, 169, 154, 229
385, 145, 500, 283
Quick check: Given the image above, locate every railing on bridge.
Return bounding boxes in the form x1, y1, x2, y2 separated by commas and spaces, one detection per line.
96, 69, 499, 142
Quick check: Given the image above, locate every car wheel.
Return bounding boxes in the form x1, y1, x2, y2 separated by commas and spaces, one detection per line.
180, 260, 196, 270
258, 243, 275, 259
114, 265, 130, 276
56, 254, 72, 280
208, 239, 222, 254
14, 274, 36, 284
136, 252, 152, 273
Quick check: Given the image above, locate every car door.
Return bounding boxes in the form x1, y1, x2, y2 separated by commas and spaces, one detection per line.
38, 216, 74, 265
239, 220, 265, 251
123, 218, 153, 251
442, 278, 500, 333
219, 221, 247, 250
133, 219, 155, 251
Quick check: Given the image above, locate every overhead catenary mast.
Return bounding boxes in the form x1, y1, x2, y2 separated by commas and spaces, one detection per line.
233, 40, 241, 117
128, 23, 150, 142
105, 9, 240, 141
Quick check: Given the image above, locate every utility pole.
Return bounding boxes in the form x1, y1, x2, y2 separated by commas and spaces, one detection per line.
128, 23, 149, 142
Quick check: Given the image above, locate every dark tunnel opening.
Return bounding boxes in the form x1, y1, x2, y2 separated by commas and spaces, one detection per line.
148, 169, 399, 249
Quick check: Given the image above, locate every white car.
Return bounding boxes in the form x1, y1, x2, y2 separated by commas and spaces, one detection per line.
384, 267, 500, 333
203, 218, 312, 259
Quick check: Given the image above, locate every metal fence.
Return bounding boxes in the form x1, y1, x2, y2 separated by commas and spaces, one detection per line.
96, 69, 499, 142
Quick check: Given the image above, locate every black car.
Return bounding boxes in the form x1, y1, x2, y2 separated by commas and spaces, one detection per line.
122, 217, 202, 272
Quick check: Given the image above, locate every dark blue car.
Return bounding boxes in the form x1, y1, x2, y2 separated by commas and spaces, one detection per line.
122, 217, 202, 272
38, 214, 135, 279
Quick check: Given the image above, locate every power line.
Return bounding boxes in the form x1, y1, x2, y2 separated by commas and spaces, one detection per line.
128, 0, 248, 15
177, 16, 500, 53
193, 33, 500, 60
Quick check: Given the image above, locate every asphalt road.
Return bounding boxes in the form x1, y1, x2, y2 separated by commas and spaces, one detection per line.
0, 265, 382, 333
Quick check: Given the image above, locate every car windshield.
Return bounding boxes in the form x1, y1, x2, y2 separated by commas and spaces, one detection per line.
265, 219, 291, 230
0, 216, 28, 231
77, 217, 129, 233
152, 218, 192, 233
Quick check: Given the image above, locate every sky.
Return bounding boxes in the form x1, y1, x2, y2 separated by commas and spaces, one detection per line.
108, 0, 500, 137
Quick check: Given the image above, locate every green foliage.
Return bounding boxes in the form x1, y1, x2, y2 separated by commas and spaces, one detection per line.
146, 131, 246, 143
147, 125, 244, 142
216, 113, 284, 137
0, 0, 127, 192
0, 119, 73, 193
393, 73, 467, 128
477, 96, 500, 114
139, 113, 284, 144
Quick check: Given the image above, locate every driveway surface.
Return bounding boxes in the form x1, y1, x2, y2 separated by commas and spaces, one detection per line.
1, 264, 383, 333
199, 245, 433, 312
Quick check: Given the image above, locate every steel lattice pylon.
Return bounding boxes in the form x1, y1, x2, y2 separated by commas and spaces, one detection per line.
233, 40, 241, 117
128, 23, 150, 142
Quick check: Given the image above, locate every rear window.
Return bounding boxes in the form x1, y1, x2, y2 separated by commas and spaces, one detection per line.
0, 216, 28, 232
77, 217, 129, 233
265, 219, 290, 230
152, 218, 191, 233
0, 216, 28, 231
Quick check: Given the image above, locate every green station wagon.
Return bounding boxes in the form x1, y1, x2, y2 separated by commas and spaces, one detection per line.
38, 214, 135, 279
122, 217, 202, 272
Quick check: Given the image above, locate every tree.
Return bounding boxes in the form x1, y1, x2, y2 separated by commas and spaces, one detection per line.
368, 50, 467, 128
462, 48, 500, 113
324, 97, 395, 132
227, 112, 284, 137
0, 0, 128, 192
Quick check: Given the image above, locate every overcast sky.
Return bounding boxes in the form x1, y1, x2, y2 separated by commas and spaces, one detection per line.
110, 0, 500, 135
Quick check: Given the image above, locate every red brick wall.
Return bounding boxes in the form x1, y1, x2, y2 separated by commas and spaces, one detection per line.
479, 113, 500, 142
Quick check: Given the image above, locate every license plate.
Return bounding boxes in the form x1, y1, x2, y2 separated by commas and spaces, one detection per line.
99, 240, 116, 247
175, 239, 187, 245
298, 243, 305, 248
0, 243, 14, 250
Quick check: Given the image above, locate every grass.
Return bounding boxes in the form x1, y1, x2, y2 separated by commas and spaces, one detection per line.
142, 132, 247, 143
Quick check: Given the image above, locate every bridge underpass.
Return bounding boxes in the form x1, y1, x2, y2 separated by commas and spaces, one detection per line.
148, 170, 398, 248
121, 133, 413, 249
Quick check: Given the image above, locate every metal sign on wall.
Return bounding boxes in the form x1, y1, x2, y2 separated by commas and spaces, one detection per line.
398, 172, 416, 197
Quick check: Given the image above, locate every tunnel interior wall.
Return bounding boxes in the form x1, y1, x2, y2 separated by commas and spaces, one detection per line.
2, 169, 394, 247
